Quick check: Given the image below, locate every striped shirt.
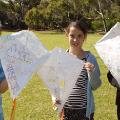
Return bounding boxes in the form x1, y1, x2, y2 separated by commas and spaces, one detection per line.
64, 57, 88, 109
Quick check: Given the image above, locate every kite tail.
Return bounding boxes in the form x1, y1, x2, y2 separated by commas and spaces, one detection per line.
10, 99, 16, 120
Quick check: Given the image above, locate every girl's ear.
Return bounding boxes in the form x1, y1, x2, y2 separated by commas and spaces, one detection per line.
64, 28, 68, 37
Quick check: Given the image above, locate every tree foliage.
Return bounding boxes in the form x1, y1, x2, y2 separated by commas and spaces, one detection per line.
0, 0, 120, 31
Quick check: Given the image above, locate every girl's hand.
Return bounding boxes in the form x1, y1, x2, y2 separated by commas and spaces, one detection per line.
52, 99, 64, 119
53, 99, 61, 105
53, 98, 64, 120
84, 62, 94, 73
0, 79, 8, 94
52, 98, 61, 110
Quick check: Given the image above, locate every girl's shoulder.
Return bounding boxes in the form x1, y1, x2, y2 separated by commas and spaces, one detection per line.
85, 51, 97, 64
85, 51, 96, 59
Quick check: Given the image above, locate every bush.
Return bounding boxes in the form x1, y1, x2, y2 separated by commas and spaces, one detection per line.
91, 20, 104, 32
25, 8, 44, 30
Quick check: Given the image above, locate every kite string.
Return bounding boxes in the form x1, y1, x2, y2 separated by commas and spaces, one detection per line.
10, 99, 16, 120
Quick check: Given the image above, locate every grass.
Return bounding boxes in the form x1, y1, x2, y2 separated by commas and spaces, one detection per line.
1, 30, 117, 120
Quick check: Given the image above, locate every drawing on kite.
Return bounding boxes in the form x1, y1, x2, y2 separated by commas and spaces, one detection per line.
7, 43, 33, 64
6, 63, 19, 96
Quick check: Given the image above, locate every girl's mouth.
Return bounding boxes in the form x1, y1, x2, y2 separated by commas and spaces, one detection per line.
72, 43, 79, 47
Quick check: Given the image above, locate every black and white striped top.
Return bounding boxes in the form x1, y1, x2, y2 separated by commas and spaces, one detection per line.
64, 57, 88, 109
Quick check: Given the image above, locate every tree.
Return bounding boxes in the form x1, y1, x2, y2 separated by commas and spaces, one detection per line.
106, 2, 120, 30
87, 0, 113, 32
0, 0, 41, 29
25, 7, 45, 29
38, 0, 70, 30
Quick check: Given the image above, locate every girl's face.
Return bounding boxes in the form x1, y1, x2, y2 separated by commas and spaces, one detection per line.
67, 26, 85, 49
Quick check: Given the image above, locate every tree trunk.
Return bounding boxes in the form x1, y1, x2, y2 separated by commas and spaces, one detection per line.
97, 0, 107, 33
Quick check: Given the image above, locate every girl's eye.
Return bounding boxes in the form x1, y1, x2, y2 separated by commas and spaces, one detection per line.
70, 34, 74, 38
78, 34, 81, 38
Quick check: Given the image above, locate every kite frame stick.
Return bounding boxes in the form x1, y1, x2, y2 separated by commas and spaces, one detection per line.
10, 98, 16, 120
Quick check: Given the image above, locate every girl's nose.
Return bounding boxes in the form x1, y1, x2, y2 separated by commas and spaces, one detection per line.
73, 38, 78, 42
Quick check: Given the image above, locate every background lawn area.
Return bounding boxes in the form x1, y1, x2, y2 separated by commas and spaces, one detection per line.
1, 31, 117, 120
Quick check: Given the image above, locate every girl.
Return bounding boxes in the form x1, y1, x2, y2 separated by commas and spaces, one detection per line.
53, 20, 102, 120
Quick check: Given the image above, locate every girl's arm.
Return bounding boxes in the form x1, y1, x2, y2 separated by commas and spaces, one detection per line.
0, 79, 8, 94
88, 55, 102, 90
0, 61, 8, 94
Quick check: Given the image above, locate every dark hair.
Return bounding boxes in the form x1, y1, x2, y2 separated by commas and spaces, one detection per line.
65, 20, 88, 36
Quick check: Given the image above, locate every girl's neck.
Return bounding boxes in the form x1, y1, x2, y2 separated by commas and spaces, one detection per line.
69, 47, 86, 59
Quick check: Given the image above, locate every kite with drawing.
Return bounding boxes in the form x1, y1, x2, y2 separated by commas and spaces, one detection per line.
0, 31, 48, 99
95, 22, 120, 86
37, 48, 84, 112
0, 31, 49, 119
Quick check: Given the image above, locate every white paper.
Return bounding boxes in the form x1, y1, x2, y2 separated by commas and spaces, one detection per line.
95, 22, 120, 85
0, 30, 49, 99
38, 48, 84, 112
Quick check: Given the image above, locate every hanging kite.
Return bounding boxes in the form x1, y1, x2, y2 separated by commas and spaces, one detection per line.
0, 30, 49, 99
95, 22, 120, 86
38, 48, 84, 113
0, 30, 50, 120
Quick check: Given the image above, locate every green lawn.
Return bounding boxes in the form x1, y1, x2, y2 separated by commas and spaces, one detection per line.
1, 31, 117, 120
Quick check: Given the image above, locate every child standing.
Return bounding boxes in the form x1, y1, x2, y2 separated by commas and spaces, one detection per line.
53, 20, 102, 120
107, 71, 120, 120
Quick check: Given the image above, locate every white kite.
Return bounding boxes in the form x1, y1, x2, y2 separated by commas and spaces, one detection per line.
0, 30, 49, 99
38, 48, 84, 112
95, 22, 120, 86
